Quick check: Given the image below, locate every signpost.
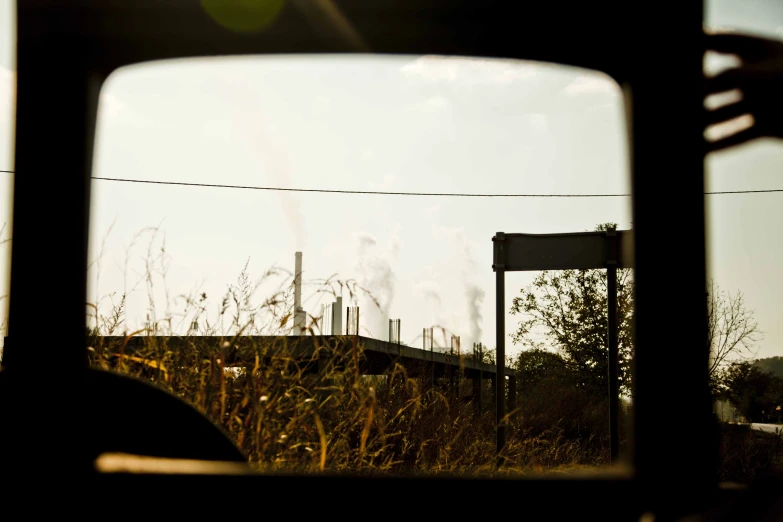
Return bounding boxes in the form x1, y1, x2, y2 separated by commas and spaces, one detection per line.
492, 228, 632, 465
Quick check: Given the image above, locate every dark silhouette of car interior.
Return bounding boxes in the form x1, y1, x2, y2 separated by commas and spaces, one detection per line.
0, 1, 781, 519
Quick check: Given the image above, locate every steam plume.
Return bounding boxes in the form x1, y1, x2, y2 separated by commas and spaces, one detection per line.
355, 233, 397, 337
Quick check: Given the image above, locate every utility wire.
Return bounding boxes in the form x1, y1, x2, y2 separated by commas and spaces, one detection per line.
2, 170, 782, 196
92, 176, 629, 197
81, 176, 783, 197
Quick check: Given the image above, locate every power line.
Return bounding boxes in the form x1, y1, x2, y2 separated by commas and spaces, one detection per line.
2, 170, 783, 196
706, 188, 783, 195
80, 176, 783, 197
92, 176, 629, 197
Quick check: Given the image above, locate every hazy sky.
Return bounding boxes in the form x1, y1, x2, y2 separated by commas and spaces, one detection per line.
0, 0, 782, 359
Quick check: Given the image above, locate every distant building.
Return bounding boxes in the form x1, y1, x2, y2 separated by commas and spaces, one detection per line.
714, 399, 743, 423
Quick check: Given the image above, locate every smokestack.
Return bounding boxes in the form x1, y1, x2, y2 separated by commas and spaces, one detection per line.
346, 306, 360, 335
333, 296, 343, 335
389, 318, 401, 344
293, 251, 305, 335
294, 252, 302, 310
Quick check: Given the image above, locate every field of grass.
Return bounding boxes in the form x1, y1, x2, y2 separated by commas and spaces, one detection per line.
87, 332, 614, 475
83, 255, 781, 480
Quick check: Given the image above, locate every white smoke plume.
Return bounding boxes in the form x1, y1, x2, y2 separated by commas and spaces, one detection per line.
464, 280, 485, 346
459, 234, 485, 345
413, 280, 442, 326
355, 232, 398, 338
432, 225, 485, 347
219, 77, 307, 250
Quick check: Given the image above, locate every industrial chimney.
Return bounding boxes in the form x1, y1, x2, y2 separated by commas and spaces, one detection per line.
293, 251, 306, 335
320, 295, 343, 335
333, 296, 342, 335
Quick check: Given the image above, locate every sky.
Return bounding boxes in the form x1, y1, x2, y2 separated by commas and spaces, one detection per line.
0, 0, 782, 360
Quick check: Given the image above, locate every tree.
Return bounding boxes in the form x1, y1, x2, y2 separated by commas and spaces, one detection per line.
707, 279, 761, 390
510, 223, 762, 399
718, 362, 783, 423
510, 223, 634, 396
512, 348, 613, 447
514, 348, 573, 393
753, 357, 783, 380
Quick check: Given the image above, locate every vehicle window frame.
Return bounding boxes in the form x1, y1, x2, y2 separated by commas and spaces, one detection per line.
5, 1, 719, 515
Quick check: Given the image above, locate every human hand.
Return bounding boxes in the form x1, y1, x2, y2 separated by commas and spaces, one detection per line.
704, 31, 783, 152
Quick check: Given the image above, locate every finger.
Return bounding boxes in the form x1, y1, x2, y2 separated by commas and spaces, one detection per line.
705, 32, 781, 60
704, 101, 751, 126
705, 125, 761, 154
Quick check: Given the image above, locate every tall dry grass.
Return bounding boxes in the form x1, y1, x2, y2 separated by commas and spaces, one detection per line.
86, 331, 611, 475
84, 228, 782, 480
85, 232, 612, 475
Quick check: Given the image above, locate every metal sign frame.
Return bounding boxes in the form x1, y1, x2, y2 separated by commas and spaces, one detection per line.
492, 228, 631, 463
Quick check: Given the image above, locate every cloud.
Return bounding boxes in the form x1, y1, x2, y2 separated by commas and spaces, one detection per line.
562, 75, 619, 97
400, 56, 537, 86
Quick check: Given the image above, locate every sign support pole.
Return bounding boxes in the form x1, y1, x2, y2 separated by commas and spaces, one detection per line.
493, 232, 506, 466
606, 226, 620, 464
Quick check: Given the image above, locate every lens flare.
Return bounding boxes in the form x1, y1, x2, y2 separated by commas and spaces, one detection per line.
201, 0, 286, 33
